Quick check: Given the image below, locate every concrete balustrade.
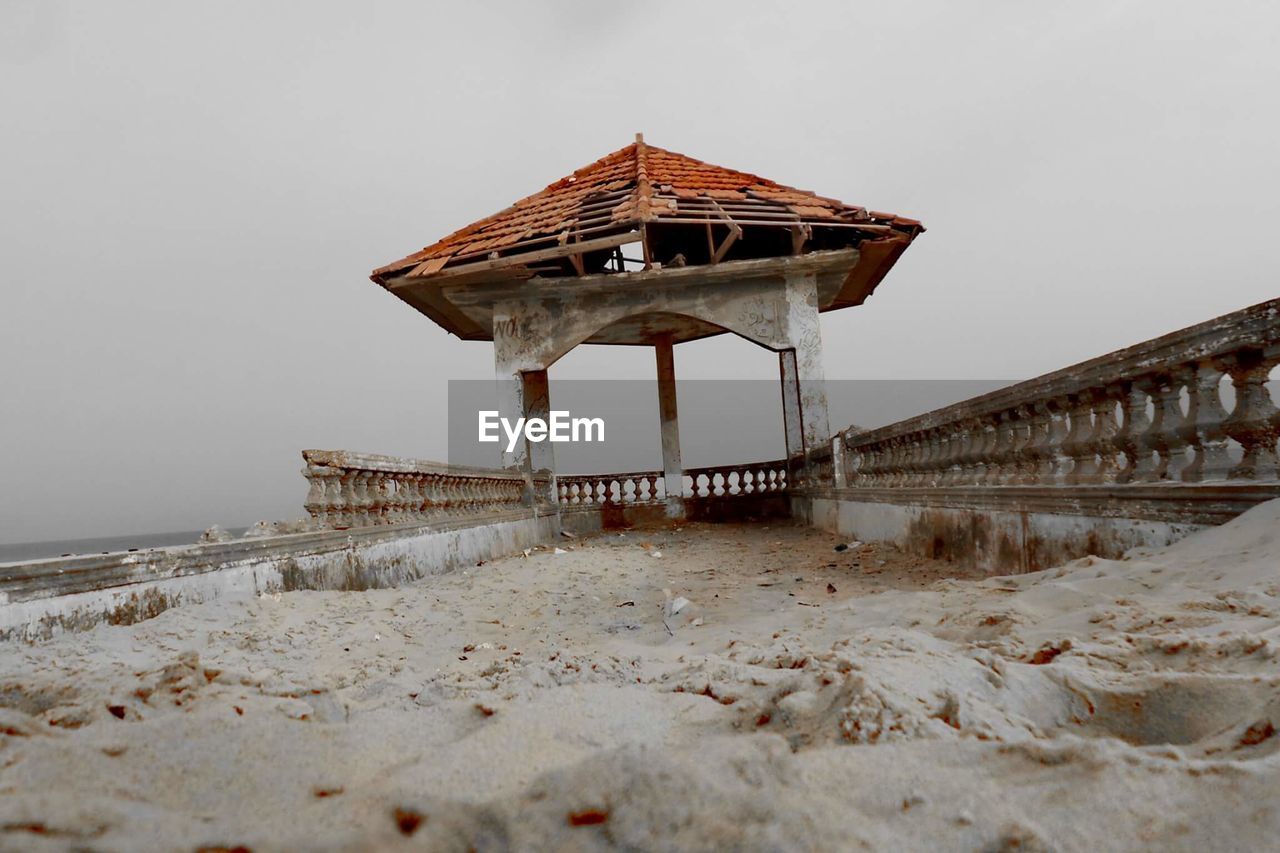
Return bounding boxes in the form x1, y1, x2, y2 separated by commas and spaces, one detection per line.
834, 301, 1278, 491
555, 461, 788, 506
686, 461, 789, 498
302, 450, 529, 529
557, 471, 665, 505
553, 460, 792, 533
800, 298, 1280, 570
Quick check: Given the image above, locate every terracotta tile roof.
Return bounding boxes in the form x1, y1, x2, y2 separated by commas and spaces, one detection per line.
372, 137, 923, 282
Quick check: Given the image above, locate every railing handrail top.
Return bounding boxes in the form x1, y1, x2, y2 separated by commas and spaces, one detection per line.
557, 469, 664, 482
302, 449, 525, 481
561, 460, 788, 481
845, 297, 1280, 447
305, 453, 792, 484
683, 459, 787, 475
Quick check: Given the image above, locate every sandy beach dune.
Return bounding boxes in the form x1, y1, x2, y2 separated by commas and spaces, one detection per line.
2, 503, 1279, 851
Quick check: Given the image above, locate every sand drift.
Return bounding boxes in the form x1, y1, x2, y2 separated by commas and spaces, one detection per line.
2, 504, 1279, 850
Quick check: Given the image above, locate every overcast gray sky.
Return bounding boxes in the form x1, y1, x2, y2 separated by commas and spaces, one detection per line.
2, 1, 1277, 544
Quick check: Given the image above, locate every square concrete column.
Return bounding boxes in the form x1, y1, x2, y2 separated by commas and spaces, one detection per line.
654, 335, 685, 517
783, 270, 831, 451
522, 369, 557, 504
493, 370, 529, 474
492, 308, 543, 504
779, 349, 804, 462
491, 368, 556, 505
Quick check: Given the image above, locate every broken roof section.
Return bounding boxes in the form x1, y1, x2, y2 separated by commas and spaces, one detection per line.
372, 135, 924, 340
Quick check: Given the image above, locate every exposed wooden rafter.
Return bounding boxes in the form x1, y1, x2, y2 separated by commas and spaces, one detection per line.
639, 221, 653, 270
390, 231, 639, 288
705, 197, 742, 264
791, 223, 812, 255
567, 228, 585, 277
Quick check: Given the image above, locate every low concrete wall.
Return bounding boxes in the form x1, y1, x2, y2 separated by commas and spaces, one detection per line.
559, 493, 792, 534
795, 483, 1280, 573
685, 494, 792, 523
560, 506, 607, 537
0, 509, 558, 642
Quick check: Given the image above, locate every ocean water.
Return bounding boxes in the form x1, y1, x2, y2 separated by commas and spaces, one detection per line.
0, 529, 246, 564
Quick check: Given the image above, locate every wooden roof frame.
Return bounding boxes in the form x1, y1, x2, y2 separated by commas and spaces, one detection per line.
369, 136, 924, 341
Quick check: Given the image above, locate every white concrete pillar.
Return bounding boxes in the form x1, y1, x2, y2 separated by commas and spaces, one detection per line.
523, 369, 557, 504
493, 308, 536, 505
779, 349, 804, 461
654, 335, 684, 516
493, 370, 528, 473
783, 270, 831, 451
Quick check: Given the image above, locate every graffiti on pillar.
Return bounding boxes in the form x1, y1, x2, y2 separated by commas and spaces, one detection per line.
494, 315, 519, 340
737, 308, 778, 345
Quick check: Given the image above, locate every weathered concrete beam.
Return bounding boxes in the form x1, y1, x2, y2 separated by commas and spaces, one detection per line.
443, 250, 862, 354
442, 249, 859, 307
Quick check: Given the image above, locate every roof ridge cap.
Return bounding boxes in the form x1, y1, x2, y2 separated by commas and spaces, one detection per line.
634, 132, 652, 221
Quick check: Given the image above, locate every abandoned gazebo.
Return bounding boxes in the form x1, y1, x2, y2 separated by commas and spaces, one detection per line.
7, 138, 1280, 642
369, 135, 924, 515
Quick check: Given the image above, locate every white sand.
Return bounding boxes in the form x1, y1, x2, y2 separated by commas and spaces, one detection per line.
2, 503, 1279, 851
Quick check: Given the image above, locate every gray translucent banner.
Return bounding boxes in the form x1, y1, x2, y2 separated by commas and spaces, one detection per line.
447, 379, 1013, 471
